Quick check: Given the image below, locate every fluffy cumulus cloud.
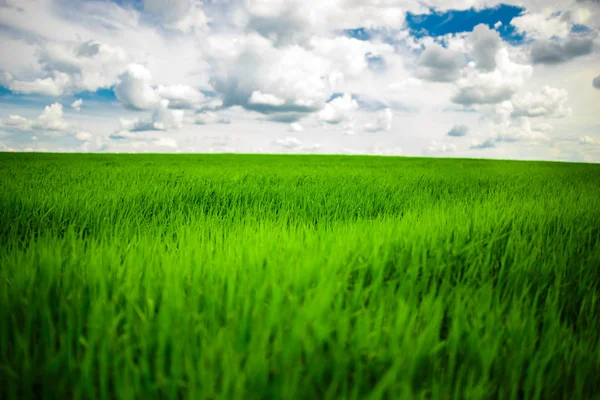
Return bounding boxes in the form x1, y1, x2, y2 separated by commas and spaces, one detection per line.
115, 100, 184, 133
232, 0, 419, 46
493, 119, 552, 143
511, 12, 573, 40
4, 40, 128, 96
318, 93, 358, 124
469, 117, 554, 151
205, 32, 395, 120
468, 24, 502, 72
509, 86, 571, 118
1, 102, 94, 141
364, 108, 393, 132
0, 0, 599, 161
452, 49, 533, 106
206, 34, 330, 115
115, 64, 162, 110
418, 43, 465, 83
511, 9, 597, 65
155, 85, 207, 109
468, 85, 572, 151
3, 103, 70, 134
249, 91, 286, 107
6, 72, 71, 96
530, 34, 595, 65
115, 64, 215, 111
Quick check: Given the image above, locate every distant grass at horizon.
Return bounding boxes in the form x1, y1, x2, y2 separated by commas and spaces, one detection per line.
1, 153, 599, 399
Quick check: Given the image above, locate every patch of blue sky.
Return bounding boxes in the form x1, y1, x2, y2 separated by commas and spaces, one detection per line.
0, 86, 120, 115
406, 4, 526, 43
74, 88, 117, 102
0, 87, 61, 108
327, 93, 344, 102
571, 24, 593, 33
0, 86, 12, 96
343, 27, 373, 41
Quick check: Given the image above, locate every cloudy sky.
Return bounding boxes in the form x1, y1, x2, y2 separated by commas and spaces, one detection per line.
0, 0, 599, 161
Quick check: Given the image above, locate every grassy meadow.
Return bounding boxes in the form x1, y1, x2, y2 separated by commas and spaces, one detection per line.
1, 153, 599, 399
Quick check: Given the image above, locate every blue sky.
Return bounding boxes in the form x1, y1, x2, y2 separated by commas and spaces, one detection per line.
406, 5, 526, 42
0, 0, 599, 161
345, 6, 526, 42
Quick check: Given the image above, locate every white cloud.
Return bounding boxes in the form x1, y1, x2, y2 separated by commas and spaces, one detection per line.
309, 36, 393, 78
8, 72, 71, 96
155, 84, 206, 109
288, 122, 304, 132
75, 131, 93, 141
71, 99, 83, 112
38, 103, 70, 131
206, 33, 331, 113
271, 135, 322, 153
364, 108, 393, 132
115, 72, 211, 112
153, 137, 179, 149
418, 42, 465, 82
115, 64, 162, 110
494, 118, 550, 143
149, 101, 185, 130
530, 34, 595, 65
452, 49, 533, 106
195, 112, 229, 125
205, 33, 394, 118
427, 140, 457, 153
232, 0, 420, 46
0, 102, 108, 144
0, 0, 599, 161
470, 138, 496, 149
510, 86, 571, 118
117, 100, 184, 132
470, 118, 552, 151
5, 40, 129, 96
318, 93, 358, 124
2, 103, 72, 135
468, 24, 501, 72
511, 12, 572, 40
273, 136, 302, 149
249, 91, 286, 106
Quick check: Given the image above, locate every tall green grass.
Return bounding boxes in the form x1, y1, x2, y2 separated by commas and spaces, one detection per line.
1, 153, 599, 399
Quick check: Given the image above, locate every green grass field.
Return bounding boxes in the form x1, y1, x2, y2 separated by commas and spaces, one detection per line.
1, 153, 599, 399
